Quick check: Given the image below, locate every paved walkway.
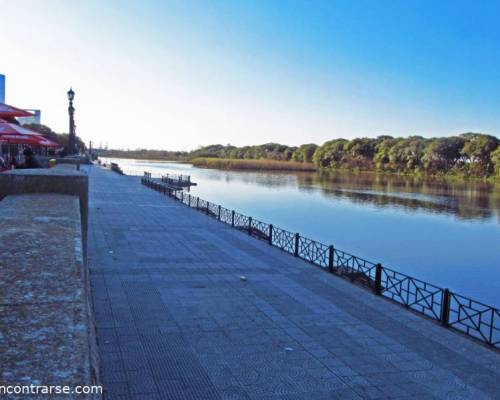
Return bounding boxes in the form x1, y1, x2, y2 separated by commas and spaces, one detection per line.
87, 166, 500, 400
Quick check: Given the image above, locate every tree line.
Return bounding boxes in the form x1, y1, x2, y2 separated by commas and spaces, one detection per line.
185, 134, 500, 178
99, 132, 500, 178
313, 134, 499, 177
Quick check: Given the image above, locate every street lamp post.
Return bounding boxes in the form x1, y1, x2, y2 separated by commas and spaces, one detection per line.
67, 87, 76, 155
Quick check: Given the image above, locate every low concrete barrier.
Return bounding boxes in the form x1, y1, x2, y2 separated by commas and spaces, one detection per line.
0, 165, 88, 262
0, 194, 100, 398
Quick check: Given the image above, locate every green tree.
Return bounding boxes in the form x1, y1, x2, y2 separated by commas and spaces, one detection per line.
460, 133, 499, 175
313, 139, 349, 168
491, 145, 500, 177
422, 137, 465, 173
292, 144, 318, 163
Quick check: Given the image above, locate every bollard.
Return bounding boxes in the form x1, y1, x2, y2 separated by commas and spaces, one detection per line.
328, 245, 334, 273
374, 263, 382, 295
441, 289, 451, 327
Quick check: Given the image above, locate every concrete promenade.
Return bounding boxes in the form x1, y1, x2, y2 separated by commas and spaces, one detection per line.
87, 166, 500, 400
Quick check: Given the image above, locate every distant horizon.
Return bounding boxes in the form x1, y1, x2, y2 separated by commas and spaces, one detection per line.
3, 1, 500, 150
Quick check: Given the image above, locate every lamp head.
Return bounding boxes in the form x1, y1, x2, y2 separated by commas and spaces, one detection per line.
67, 87, 75, 101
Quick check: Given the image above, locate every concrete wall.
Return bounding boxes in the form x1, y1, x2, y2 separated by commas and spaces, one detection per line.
0, 194, 100, 398
0, 165, 89, 261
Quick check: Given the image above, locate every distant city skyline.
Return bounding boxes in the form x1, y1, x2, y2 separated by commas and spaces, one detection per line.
2, 0, 500, 150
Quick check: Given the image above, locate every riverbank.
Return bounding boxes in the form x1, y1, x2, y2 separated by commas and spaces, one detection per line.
192, 157, 499, 182
191, 157, 316, 171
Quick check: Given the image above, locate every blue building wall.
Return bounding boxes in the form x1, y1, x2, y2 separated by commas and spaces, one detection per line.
0, 74, 5, 103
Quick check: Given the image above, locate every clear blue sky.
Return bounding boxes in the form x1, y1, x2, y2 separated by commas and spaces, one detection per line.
2, 0, 499, 150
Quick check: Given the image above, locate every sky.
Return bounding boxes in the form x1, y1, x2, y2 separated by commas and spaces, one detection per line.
1, 0, 500, 150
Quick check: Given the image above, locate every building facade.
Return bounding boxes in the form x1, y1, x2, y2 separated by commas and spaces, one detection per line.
17, 109, 41, 125
0, 74, 5, 103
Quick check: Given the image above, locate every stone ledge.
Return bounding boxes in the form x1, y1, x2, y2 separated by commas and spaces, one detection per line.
0, 194, 100, 399
0, 166, 88, 263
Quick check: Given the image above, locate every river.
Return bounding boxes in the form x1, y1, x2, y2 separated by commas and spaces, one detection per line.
102, 157, 500, 306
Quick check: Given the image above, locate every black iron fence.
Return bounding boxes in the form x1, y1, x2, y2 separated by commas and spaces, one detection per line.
141, 173, 500, 350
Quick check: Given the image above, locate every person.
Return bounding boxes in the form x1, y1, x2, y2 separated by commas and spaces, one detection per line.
23, 147, 41, 169
9, 153, 18, 169
0, 156, 6, 172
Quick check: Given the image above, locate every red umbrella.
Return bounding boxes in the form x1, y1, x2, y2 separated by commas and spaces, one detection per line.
0, 119, 59, 147
0, 103, 33, 118
34, 136, 60, 148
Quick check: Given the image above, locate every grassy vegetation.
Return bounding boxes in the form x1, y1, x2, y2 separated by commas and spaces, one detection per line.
191, 157, 317, 171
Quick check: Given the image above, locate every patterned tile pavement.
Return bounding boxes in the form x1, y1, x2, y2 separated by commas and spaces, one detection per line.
87, 166, 500, 400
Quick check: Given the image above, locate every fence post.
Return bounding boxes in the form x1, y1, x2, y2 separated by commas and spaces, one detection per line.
374, 263, 382, 295
196, 197, 199, 210
206, 201, 210, 214
268, 224, 273, 245
441, 289, 451, 327
294, 233, 299, 257
218, 205, 221, 220
328, 245, 334, 273
231, 210, 235, 227
248, 217, 252, 235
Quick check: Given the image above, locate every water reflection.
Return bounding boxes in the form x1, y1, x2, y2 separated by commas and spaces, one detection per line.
300, 171, 500, 222
109, 158, 500, 223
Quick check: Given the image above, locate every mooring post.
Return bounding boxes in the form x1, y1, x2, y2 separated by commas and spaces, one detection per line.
294, 233, 300, 257
248, 217, 252, 235
441, 289, 451, 327
268, 224, 273, 245
218, 205, 221, 220
231, 210, 235, 227
374, 263, 382, 295
328, 245, 334, 273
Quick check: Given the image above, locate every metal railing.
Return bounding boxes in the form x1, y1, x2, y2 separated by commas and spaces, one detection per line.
141, 173, 500, 350
161, 173, 191, 185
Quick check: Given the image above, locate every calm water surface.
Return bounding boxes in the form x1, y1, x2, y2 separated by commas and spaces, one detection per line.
103, 158, 500, 306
